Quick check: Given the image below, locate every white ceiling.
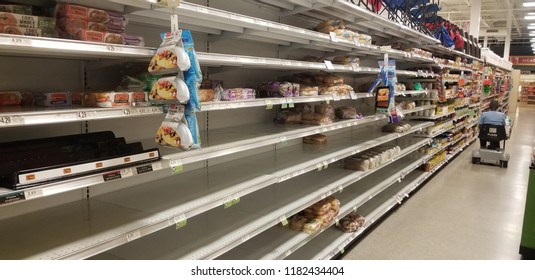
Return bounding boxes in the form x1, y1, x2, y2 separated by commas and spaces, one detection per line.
438, 0, 529, 44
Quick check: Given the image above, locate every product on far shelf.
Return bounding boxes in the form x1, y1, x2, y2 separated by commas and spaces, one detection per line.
335, 106, 362, 119
276, 110, 302, 125
0, 91, 22, 106
34, 92, 71, 107
81, 91, 131, 107
337, 212, 365, 233
55, 3, 110, 23
289, 196, 341, 234
221, 88, 256, 101
0, 12, 55, 30
303, 134, 327, 144
381, 122, 412, 133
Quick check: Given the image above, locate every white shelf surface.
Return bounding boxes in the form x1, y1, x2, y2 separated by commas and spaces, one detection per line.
0, 106, 164, 128
216, 149, 430, 260
0, 33, 154, 59
200, 92, 372, 111
95, 138, 430, 260
0, 123, 431, 259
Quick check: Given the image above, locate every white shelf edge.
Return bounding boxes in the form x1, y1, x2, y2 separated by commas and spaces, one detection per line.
0, 106, 164, 128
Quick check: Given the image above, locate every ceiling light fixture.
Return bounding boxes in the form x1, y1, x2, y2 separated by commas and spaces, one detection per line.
525, 2, 535, 7
526, 15, 535, 20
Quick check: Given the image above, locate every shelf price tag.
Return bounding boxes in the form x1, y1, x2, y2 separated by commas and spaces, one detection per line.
265, 100, 273, 110
338, 245, 345, 254
351, 63, 361, 72
126, 230, 141, 242
287, 98, 294, 108
281, 102, 288, 109
224, 194, 240, 209
353, 38, 361, 47
329, 32, 339, 42
324, 60, 335, 70
174, 214, 187, 230
280, 136, 288, 145
333, 94, 341, 101
280, 216, 289, 226
338, 186, 344, 193
335, 218, 340, 227
24, 188, 43, 200
169, 159, 184, 174
349, 91, 358, 100
10, 37, 31, 46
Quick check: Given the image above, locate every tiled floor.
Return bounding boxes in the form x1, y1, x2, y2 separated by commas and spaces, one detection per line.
342, 104, 535, 260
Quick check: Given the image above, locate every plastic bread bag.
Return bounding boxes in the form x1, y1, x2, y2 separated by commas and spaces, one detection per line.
155, 104, 194, 150
148, 31, 190, 75
149, 75, 190, 103
181, 30, 202, 111
335, 106, 358, 119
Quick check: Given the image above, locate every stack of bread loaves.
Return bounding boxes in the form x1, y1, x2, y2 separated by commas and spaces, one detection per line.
289, 196, 341, 234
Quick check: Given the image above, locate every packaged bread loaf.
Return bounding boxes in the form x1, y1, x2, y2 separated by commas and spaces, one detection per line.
34, 92, 71, 107
60, 29, 124, 44
294, 103, 313, 114
300, 86, 319, 96
149, 76, 190, 103
301, 113, 332, 125
81, 91, 130, 107
314, 104, 335, 119
129, 91, 149, 106
56, 3, 110, 23
344, 157, 369, 171
148, 31, 191, 74
302, 219, 322, 234
315, 19, 344, 34
221, 88, 255, 101
0, 12, 55, 30
276, 110, 302, 124
56, 18, 109, 33
303, 134, 327, 144
197, 89, 214, 102
0, 25, 43, 36
289, 215, 309, 231
0, 91, 22, 106
335, 106, 358, 119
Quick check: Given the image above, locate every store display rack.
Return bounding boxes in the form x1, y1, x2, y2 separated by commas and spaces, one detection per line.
0, 0, 510, 261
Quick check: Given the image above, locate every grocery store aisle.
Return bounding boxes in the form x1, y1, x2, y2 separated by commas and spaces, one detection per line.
342, 104, 535, 260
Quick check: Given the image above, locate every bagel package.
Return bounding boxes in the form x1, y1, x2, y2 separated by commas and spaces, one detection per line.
148, 31, 191, 74
149, 76, 190, 103
155, 104, 194, 150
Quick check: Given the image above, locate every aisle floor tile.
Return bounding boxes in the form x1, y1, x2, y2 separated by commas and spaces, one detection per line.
342, 104, 535, 260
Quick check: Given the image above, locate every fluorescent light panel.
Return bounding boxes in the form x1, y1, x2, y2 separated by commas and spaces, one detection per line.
525, 2, 535, 7
526, 15, 535, 20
